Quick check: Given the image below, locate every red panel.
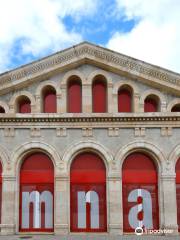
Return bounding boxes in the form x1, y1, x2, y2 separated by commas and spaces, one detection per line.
0, 107, 5, 113
70, 152, 107, 232
20, 153, 54, 232
43, 89, 56, 113
122, 152, 159, 232
123, 184, 159, 232
144, 97, 158, 112
118, 89, 132, 112
68, 80, 82, 113
92, 80, 107, 113
19, 98, 31, 113
176, 158, 180, 231
172, 104, 180, 112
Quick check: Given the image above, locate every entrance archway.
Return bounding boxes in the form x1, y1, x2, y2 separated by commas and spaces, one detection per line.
19, 152, 54, 232
70, 152, 107, 232
122, 152, 159, 232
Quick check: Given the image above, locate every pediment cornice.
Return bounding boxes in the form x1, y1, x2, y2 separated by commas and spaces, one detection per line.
0, 42, 180, 95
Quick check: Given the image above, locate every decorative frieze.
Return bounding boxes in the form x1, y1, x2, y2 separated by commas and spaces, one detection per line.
30, 127, 41, 137
56, 127, 67, 137
134, 127, 146, 137
82, 127, 93, 137
4, 128, 15, 137
161, 127, 172, 136
108, 128, 119, 137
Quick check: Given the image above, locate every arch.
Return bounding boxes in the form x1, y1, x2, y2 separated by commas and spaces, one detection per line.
11, 141, 61, 174
118, 84, 133, 112
92, 75, 107, 113
60, 70, 86, 87
0, 145, 10, 170
67, 75, 82, 113
122, 152, 159, 232
70, 152, 107, 232
0, 101, 9, 113
113, 81, 139, 95
168, 144, 180, 173
115, 140, 165, 175
9, 91, 36, 113
87, 70, 112, 85
19, 152, 54, 232
42, 85, 57, 113
167, 99, 180, 112
144, 94, 159, 112
175, 157, 180, 232
62, 140, 113, 173
140, 89, 166, 112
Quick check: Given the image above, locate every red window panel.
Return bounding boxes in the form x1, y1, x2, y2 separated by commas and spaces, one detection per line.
18, 98, 31, 113
43, 88, 56, 113
92, 79, 107, 113
172, 104, 180, 112
68, 79, 82, 113
0, 106, 5, 113
176, 157, 180, 232
122, 152, 159, 232
19, 153, 54, 232
0, 162, 2, 224
70, 152, 107, 232
118, 89, 132, 112
144, 97, 158, 112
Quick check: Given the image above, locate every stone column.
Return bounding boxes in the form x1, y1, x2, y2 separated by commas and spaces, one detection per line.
108, 174, 123, 235
108, 83, 113, 113
54, 175, 69, 235
82, 83, 91, 113
56, 93, 61, 114
1, 176, 16, 235
134, 93, 140, 112
161, 174, 178, 234
60, 85, 66, 113
35, 94, 41, 113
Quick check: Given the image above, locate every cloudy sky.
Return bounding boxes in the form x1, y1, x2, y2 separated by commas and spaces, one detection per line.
0, 0, 179, 73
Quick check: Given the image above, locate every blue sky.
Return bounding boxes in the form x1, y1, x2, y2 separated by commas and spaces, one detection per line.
0, 0, 180, 73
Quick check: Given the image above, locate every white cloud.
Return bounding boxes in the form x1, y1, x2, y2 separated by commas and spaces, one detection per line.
107, 0, 180, 73
0, 0, 98, 72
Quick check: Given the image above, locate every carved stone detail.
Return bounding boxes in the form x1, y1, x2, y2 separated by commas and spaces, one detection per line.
4, 128, 15, 137
82, 128, 93, 137
134, 127, 146, 137
108, 128, 119, 137
161, 127, 172, 136
56, 127, 67, 137
30, 127, 41, 137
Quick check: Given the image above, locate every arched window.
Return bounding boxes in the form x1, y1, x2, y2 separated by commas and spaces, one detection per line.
144, 95, 159, 112
42, 86, 57, 113
118, 86, 132, 112
67, 76, 82, 113
0, 106, 5, 113
17, 96, 31, 113
19, 152, 54, 232
171, 104, 180, 112
70, 152, 107, 232
176, 157, 180, 232
122, 152, 159, 232
92, 75, 107, 113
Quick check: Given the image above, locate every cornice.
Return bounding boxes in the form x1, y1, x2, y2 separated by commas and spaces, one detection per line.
0, 42, 180, 95
0, 114, 179, 127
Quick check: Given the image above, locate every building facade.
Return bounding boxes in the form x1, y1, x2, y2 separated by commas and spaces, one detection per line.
0, 42, 179, 235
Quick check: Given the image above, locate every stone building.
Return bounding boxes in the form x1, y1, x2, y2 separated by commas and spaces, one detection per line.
0, 42, 179, 236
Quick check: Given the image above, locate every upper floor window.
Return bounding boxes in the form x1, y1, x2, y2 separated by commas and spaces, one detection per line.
118, 85, 132, 112
42, 86, 56, 113
144, 95, 159, 112
171, 104, 180, 112
0, 106, 5, 113
17, 96, 31, 113
92, 75, 107, 113
67, 76, 82, 113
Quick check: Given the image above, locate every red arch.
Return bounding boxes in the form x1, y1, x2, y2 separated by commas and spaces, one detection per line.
68, 77, 82, 113
70, 152, 107, 232
20, 152, 54, 232
92, 77, 107, 113
176, 157, 180, 232
118, 88, 132, 112
18, 97, 31, 113
0, 106, 5, 113
172, 104, 180, 112
144, 96, 158, 112
0, 162, 2, 224
122, 152, 159, 232
42, 87, 56, 113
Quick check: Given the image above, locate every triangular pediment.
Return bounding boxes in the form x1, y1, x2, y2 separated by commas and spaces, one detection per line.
0, 41, 180, 95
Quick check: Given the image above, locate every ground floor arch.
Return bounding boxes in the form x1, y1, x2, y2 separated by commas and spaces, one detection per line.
19, 152, 54, 232
122, 152, 159, 232
70, 151, 107, 232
